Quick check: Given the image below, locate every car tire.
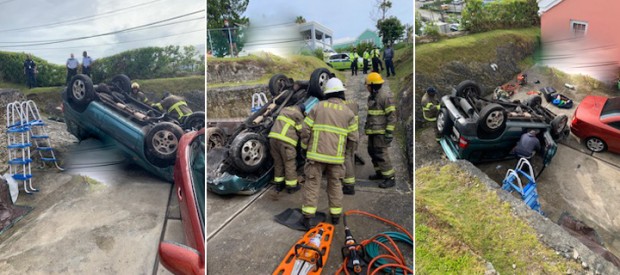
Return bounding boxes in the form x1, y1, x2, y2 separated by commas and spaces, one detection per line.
455, 80, 481, 98
67, 74, 95, 113
183, 111, 205, 131
525, 95, 542, 109
585, 137, 607, 153
268, 74, 290, 97
206, 127, 227, 152
230, 131, 268, 173
309, 68, 332, 99
551, 114, 568, 140
110, 74, 132, 94
478, 103, 506, 134
436, 108, 453, 136
145, 122, 184, 167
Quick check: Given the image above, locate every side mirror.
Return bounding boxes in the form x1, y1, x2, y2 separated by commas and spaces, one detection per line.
158, 241, 204, 275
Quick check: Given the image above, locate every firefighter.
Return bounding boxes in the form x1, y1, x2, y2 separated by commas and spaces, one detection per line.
130, 82, 150, 104
300, 77, 358, 228
268, 103, 305, 194
350, 48, 359, 76
152, 92, 193, 121
365, 72, 396, 188
421, 87, 440, 122
362, 48, 370, 74
343, 95, 359, 195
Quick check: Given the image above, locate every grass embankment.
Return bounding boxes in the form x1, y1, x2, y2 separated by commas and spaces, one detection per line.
207, 53, 343, 88
415, 28, 540, 77
416, 164, 582, 273
388, 44, 413, 100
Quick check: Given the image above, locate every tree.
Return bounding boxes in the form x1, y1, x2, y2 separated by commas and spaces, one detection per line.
415, 11, 423, 35
295, 16, 306, 24
378, 0, 392, 21
377, 17, 405, 45
207, 0, 250, 57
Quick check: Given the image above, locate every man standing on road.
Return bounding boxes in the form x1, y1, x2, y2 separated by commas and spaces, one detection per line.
383, 44, 395, 77
81, 51, 92, 77
421, 87, 441, 141
268, 104, 305, 194
350, 47, 359, 76
66, 53, 79, 85
362, 48, 370, 74
511, 129, 541, 159
152, 92, 193, 121
371, 45, 383, 73
300, 77, 358, 229
23, 54, 37, 89
365, 72, 396, 188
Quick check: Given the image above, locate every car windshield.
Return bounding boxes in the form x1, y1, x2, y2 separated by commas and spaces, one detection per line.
191, 134, 205, 232
601, 97, 620, 117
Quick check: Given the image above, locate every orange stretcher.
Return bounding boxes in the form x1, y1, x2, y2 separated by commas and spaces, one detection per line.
273, 222, 335, 275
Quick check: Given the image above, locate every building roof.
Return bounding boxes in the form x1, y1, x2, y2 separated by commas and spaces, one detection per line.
298, 21, 333, 36
538, 0, 564, 14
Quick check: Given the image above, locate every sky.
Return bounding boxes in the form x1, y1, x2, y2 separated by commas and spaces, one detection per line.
0, 0, 205, 64
244, 0, 413, 44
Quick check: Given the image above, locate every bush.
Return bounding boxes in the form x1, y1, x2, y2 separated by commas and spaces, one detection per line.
462, 0, 540, 33
0, 51, 65, 87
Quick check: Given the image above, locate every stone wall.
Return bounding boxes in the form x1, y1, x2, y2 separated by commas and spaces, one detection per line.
207, 85, 268, 119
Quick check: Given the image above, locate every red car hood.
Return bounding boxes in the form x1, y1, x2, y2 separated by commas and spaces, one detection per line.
575, 95, 607, 122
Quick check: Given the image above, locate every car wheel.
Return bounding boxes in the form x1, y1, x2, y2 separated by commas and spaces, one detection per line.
183, 111, 205, 131
268, 74, 291, 97
551, 114, 568, 140
230, 131, 268, 173
525, 95, 542, 109
436, 108, 453, 136
145, 122, 184, 167
478, 103, 506, 134
308, 68, 332, 99
455, 80, 481, 98
110, 74, 132, 94
585, 137, 607, 153
206, 127, 226, 152
67, 74, 95, 113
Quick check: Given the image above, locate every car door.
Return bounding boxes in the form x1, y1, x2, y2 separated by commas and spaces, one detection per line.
542, 130, 557, 167
603, 120, 620, 153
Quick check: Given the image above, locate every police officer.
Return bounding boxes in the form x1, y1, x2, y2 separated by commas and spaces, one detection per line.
300, 77, 358, 229
81, 51, 92, 77
130, 82, 150, 104
66, 53, 79, 85
383, 44, 395, 77
371, 45, 383, 73
362, 48, 370, 74
268, 103, 305, 194
350, 48, 359, 76
23, 54, 37, 89
343, 94, 359, 195
152, 92, 193, 121
365, 72, 396, 188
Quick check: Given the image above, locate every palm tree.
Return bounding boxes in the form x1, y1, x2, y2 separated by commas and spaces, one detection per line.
295, 16, 306, 24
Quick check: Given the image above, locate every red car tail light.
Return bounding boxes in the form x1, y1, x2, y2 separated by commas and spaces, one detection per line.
458, 136, 469, 149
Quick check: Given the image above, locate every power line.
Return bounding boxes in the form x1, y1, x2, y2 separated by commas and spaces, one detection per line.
0, 9, 205, 46
0, 0, 163, 33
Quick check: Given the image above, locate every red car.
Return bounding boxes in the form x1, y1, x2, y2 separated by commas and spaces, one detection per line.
570, 95, 620, 153
158, 128, 205, 275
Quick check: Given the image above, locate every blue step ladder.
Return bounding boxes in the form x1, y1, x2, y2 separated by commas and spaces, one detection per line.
501, 158, 543, 214
6, 101, 36, 193
251, 92, 268, 113
20, 100, 63, 171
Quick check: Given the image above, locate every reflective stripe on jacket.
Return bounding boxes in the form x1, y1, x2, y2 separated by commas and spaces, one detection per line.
268, 106, 304, 146
301, 98, 359, 164
365, 89, 396, 135
421, 93, 440, 122
160, 95, 193, 120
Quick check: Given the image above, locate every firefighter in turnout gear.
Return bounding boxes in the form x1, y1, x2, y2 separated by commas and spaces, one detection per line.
130, 82, 150, 104
365, 72, 396, 188
300, 77, 358, 229
152, 92, 193, 121
343, 97, 359, 195
421, 87, 440, 122
268, 103, 305, 194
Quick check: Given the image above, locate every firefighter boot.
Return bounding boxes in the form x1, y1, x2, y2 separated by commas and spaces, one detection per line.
303, 215, 316, 230
369, 172, 383, 181
331, 215, 340, 225
286, 184, 301, 194
342, 185, 355, 195
379, 176, 395, 188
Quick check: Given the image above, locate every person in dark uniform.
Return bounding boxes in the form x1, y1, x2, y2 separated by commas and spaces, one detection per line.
23, 54, 37, 89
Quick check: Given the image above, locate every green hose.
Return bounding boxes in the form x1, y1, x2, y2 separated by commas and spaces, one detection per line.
364, 232, 413, 275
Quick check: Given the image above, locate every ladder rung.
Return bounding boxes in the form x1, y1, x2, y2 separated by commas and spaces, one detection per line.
7, 143, 32, 149
12, 174, 33, 181
28, 120, 45, 126
31, 135, 49, 139
7, 127, 29, 133
41, 158, 57, 162
8, 158, 32, 165
37, 147, 53, 151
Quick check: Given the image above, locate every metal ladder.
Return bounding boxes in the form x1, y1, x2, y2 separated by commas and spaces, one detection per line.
6, 102, 36, 193
251, 92, 268, 113
501, 158, 543, 214
20, 100, 64, 171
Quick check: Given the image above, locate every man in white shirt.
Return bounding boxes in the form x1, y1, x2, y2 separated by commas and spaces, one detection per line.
66, 53, 79, 85
81, 51, 92, 77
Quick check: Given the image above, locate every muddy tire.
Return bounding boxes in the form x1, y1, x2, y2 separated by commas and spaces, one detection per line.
551, 114, 568, 140
478, 103, 506, 134
230, 131, 268, 173
268, 74, 290, 97
455, 80, 481, 98
110, 74, 132, 94
145, 122, 184, 167
183, 111, 205, 131
308, 68, 332, 99
585, 137, 607, 153
525, 95, 542, 109
206, 127, 226, 152
436, 108, 452, 136
67, 74, 94, 113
